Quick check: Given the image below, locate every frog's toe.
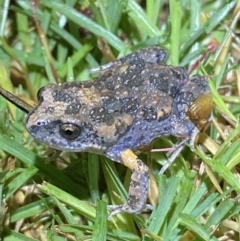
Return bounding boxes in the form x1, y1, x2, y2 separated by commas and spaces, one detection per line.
107, 204, 124, 219
108, 204, 137, 219
108, 203, 153, 219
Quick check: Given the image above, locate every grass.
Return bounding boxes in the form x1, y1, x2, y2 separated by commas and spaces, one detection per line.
0, 0, 239, 240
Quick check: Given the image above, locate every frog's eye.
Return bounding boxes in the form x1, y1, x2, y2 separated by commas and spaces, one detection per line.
59, 123, 81, 140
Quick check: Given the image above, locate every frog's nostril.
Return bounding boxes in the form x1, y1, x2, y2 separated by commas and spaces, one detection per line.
36, 120, 49, 126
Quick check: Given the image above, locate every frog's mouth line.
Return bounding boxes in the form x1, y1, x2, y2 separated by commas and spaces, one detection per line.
0, 86, 33, 113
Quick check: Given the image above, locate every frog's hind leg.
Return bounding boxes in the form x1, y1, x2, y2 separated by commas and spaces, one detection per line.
108, 149, 150, 218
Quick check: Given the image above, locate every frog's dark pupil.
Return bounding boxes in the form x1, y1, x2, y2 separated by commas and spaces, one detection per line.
60, 123, 80, 140
65, 129, 73, 135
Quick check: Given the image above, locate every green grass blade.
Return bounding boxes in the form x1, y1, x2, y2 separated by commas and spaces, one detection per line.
38, 182, 96, 220
40, 1, 125, 51
146, 175, 180, 235
204, 199, 235, 229
181, 1, 236, 56
0, 134, 88, 197
4, 166, 38, 200
3, 229, 39, 241
169, 0, 181, 65
92, 200, 108, 241
10, 197, 54, 223
126, 0, 162, 38
179, 213, 218, 241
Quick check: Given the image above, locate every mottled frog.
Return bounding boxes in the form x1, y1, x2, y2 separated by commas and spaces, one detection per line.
25, 47, 212, 217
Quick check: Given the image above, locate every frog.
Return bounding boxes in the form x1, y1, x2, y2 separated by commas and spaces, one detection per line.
24, 47, 213, 218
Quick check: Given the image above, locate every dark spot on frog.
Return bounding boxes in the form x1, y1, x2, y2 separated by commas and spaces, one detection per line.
117, 64, 145, 87
97, 78, 116, 90
120, 56, 146, 69
149, 74, 169, 92
128, 194, 140, 205
65, 104, 81, 115
177, 91, 194, 105
101, 95, 122, 112
52, 90, 74, 103
190, 75, 210, 91
170, 86, 178, 97
149, 71, 183, 98
89, 106, 114, 125
121, 98, 139, 114
131, 179, 140, 187
123, 73, 144, 87
141, 106, 158, 121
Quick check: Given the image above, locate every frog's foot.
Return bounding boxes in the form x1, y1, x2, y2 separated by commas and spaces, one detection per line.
108, 149, 149, 219
107, 203, 141, 219
108, 203, 153, 219
158, 140, 186, 174
159, 127, 200, 174
189, 126, 200, 150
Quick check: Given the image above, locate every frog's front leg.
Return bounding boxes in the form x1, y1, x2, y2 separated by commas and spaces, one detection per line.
108, 149, 149, 218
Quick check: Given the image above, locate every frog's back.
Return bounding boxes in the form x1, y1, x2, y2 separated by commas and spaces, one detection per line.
89, 59, 188, 152
94, 49, 187, 122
